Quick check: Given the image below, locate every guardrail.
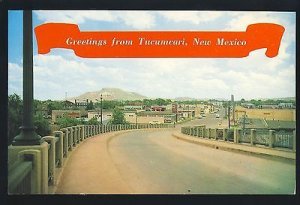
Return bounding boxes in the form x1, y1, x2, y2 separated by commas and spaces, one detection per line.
181, 126, 296, 151
8, 123, 174, 194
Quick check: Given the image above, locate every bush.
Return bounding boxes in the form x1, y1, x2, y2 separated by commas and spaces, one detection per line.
87, 117, 99, 125
56, 117, 79, 129
34, 114, 51, 137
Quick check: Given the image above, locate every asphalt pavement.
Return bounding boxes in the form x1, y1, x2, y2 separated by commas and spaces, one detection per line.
55, 127, 296, 194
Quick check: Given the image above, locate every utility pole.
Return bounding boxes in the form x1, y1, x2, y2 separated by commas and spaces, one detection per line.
243, 112, 246, 133
100, 94, 103, 124
228, 101, 231, 129
12, 11, 43, 145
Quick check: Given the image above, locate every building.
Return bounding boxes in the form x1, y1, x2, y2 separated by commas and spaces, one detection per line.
123, 105, 143, 111
235, 106, 296, 121
240, 103, 256, 109
87, 111, 113, 122
124, 110, 176, 124
51, 110, 87, 123
151, 106, 166, 111
277, 103, 295, 109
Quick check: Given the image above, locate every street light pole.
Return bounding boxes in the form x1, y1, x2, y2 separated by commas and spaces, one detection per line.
12, 10, 43, 145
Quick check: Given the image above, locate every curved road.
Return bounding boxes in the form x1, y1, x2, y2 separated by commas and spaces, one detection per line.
56, 127, 295, 194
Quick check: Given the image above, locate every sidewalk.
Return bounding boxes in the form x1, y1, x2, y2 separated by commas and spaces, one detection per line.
54, 131, 134, 194
172, 132, 296, 162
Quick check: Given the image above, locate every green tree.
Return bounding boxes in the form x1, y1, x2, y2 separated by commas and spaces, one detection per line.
86, 101, 94, 110
87, 117, 99, 125
111, 108, 126, 124
34, 114, 51, 137
8, 94, 23, 145
8, 94, 52, 145
46, 100, 64, 115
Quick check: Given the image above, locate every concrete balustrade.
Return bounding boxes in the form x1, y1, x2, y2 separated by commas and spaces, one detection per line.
8, 123, 176, 194
181, 126, 295, 151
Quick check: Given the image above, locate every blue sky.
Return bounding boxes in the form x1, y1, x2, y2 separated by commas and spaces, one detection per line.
8, 10, 296, 100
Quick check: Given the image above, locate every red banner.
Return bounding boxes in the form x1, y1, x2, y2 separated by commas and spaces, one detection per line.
34, 23, 284, 58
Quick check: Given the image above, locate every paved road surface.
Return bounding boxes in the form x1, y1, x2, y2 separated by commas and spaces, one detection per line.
56, 113, 295, 194
107, 129, 295, 194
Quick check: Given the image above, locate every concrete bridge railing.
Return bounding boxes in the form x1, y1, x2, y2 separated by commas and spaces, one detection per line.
181, 126, 296, 151
8, 123, 175, 194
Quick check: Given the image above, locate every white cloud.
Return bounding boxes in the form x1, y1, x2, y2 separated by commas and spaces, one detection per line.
8, 63, 23, 96
158, 11, 222, 24
34, 10, 155, 29
9, 11, 295, 100
35, 10, 116, 24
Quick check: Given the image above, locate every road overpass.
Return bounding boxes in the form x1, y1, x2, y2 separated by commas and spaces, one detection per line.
55, 127, 295, 194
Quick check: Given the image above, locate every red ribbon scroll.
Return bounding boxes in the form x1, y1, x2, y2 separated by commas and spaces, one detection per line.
34, 23, 284, 58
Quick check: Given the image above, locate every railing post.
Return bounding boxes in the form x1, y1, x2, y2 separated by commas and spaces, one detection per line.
81, 125, 85, 140
68, 128, 73, 151
213, 129, 217, 140
293, 130, 296, 152
269, 130, 275, 148
42, 136, 56, 185
234, 128, 241, 143
207, 128, 211, 139
17, 150, 44, 194
61, 128, 68, 157
250, 129, 256, 146
75, 127, 79, 144
53, 131, 63, 167
223, 128, 227, 141
72, 127, 77, 147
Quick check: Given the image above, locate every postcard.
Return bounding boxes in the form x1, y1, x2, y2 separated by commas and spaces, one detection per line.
7, 10, 296, 195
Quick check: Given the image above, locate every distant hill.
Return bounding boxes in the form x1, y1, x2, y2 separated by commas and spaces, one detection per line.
69, 88, 147, 102
255, 97, 295, 101
174, 97, 198, 101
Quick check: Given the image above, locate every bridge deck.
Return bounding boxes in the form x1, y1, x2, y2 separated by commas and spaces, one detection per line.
55, 129, 295, 194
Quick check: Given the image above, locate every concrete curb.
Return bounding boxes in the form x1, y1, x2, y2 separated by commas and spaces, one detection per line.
172, 132, 295, 163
